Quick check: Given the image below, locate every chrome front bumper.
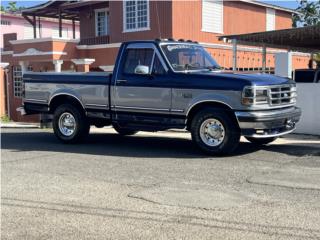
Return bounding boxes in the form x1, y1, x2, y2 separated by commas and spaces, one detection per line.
235, 107, 301, 138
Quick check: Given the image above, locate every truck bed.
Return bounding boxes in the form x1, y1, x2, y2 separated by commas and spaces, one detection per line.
23, 71, 111, 115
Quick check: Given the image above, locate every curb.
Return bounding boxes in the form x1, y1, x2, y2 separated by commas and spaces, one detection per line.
0, 122, 40, 129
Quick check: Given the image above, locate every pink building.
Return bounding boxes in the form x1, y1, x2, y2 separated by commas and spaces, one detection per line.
0, 12, 80, 50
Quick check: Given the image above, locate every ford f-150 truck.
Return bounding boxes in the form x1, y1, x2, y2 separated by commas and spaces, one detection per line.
20, 40, 301, 155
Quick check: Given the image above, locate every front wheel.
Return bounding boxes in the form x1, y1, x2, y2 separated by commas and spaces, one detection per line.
53, 104, 90, 143
190, 109, 240, 155
245, 137, 277, 145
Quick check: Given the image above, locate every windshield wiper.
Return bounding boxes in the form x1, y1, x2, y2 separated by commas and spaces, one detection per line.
205, 66, 222, 71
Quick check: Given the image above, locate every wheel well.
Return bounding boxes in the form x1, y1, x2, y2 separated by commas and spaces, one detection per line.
186, 102, 239, 130
49, 95, 85, 114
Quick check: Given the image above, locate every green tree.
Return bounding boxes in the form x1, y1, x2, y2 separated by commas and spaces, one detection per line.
293, 1, 320, 66
293, 0, 320, 27
6, 1, 17, 12
2, 1, 26, 13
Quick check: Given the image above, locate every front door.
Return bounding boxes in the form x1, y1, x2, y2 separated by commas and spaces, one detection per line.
112, 43, 170, 125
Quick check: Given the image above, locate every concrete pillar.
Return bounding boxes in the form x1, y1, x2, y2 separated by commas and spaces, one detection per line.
275, 52, 293, 78
71, 59, 95, 72
232, 39, 237, 71
19, 61, 29, 74
53, 60, 63, 72
0, 63, 9, 118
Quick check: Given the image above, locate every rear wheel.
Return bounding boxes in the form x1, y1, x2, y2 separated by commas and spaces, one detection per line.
53, 104, 90, 143
113, 123, 138, 136
245, 137, 276, 145
190, 108, 240, 155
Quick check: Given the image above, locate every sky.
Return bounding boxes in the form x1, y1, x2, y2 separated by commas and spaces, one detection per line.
0, 0, 301, 10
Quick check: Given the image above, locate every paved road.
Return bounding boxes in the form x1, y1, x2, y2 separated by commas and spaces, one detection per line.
1, 128, 320, 240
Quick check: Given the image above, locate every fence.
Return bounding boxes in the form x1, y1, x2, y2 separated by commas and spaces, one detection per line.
295, 83, 320, 135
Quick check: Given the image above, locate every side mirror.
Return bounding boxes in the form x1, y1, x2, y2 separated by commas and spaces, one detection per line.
134, 65, 150, 75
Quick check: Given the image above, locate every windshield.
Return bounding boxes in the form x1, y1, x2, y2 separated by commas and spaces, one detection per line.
161, 44, 221, 72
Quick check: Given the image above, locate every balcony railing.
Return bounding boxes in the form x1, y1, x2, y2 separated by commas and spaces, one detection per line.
79, 35, 110, 45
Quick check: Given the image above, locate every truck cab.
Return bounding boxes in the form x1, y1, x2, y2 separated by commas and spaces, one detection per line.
21, 40, 301, 155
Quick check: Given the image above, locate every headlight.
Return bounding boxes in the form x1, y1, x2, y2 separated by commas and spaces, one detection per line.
242, 86, 269, 105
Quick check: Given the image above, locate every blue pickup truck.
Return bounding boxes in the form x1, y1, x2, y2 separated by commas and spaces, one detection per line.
20, 39, 301, 155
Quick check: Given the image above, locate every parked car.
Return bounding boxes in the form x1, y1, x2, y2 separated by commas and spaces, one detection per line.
19, 40, 301, 155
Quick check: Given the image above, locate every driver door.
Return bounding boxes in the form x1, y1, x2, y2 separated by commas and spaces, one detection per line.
112, 43, 170, 124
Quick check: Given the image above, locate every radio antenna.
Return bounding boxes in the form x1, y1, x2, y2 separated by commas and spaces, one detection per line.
155, 1, 162, 39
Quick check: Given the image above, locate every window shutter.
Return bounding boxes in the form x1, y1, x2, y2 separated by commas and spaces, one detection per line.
202, 0, 223, 33
266, 8, 275, 31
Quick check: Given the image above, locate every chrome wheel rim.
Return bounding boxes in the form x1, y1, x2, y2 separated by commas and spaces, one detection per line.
199, 118, 225, 147
58, 112, 76, 137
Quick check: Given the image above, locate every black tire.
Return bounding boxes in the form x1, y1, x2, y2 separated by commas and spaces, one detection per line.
245, 137, 276, 145
94, 124, 105, 128
113, 123, 138, 136
53, 104, 90, 143
190, 108, 240, 155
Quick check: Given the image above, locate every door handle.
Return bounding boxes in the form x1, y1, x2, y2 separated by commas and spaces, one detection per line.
116, 79, 127, 84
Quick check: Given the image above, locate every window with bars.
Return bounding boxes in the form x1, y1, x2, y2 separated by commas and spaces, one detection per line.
123, 0, 149, 32
95, 9, 108, 36
1, 20, 11, 25
12, 65, 33, 98
13, 66, 23, 98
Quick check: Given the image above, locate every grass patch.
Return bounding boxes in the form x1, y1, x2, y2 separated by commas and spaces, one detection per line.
0, 115, 10, 123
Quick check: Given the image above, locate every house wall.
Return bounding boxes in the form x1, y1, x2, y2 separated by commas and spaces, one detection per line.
11, 40, 79, 62
108, 1, 172, 43
77, 1, 173, 67
0, 13, 80, 49
79, 2, 109, 39
78, 1, 172, 42
171, 0, 292, 43
78, 47, 120, 69
2, 50, 75, 122
170, 1, 304, 72
276, 10, 293, 29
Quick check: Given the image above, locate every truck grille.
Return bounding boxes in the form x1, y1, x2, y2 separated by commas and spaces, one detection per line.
269, 85, 296, 106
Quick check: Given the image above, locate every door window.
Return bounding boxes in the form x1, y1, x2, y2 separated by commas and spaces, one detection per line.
123, 48, 154, 74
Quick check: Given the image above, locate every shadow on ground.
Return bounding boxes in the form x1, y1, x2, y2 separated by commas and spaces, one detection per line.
1, 130, 319, 158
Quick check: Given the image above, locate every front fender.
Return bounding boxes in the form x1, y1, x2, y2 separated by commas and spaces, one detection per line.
184, 90, 243, 115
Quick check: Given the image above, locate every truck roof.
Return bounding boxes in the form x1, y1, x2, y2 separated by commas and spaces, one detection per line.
123, 39, 199, 45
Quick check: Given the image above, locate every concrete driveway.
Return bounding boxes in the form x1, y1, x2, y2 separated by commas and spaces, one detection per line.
1, 128, 320, 240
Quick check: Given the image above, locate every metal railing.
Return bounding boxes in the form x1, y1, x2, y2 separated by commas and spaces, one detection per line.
79, 35, 110, 45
